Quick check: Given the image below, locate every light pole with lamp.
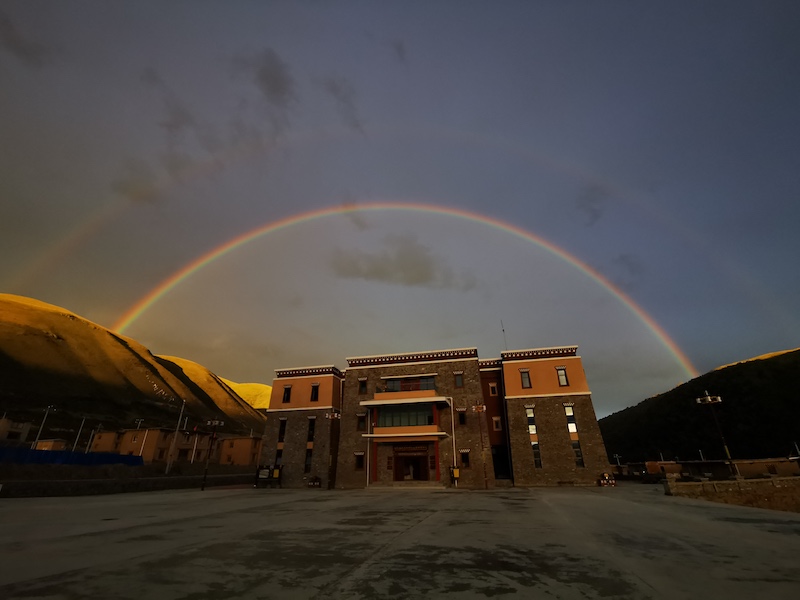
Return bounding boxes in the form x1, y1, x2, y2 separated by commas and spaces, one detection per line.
165, 399, 186, 475
696, 391, 738, 477
32, 405, 55, 449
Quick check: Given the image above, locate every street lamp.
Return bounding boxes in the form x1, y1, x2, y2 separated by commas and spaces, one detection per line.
134, 418, 144, 429
696, 391, 738, 477
165, 399, 186, 475
32, 405, 55, 449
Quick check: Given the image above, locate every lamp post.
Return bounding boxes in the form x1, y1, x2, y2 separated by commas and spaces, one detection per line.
32, 405, 55, 449
696, 391, 738, 477
201, 420, 224, 491
134, 418, 144, 430
165, 399, 186, 475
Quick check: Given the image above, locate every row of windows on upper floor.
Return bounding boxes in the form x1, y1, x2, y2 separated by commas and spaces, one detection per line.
519, 366, 570, 389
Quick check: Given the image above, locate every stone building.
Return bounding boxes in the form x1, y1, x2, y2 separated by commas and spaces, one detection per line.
264, 345, 610, 489
259, 365, 343, 488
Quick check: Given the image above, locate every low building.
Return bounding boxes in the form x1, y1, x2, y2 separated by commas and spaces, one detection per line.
32, 439, 68, 451
218, 436, 263, 466
266, 345, 611, 489
0, 417, 31, 443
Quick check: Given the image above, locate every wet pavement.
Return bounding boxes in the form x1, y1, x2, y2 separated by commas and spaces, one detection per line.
1, 483, 798, 599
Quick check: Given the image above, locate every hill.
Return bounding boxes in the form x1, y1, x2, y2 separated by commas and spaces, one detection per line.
221, 379, 272, 410
598, 348, 800, 462
0, 294, 265, 442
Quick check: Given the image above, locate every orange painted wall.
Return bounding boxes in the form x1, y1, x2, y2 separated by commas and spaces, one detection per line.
502, 356, 589, 397
270, 373, 342, 410
218, 436, 262, 466
91, 432, 120, 453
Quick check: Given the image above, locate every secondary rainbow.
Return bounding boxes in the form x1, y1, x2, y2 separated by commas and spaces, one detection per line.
113, 201, 699, 378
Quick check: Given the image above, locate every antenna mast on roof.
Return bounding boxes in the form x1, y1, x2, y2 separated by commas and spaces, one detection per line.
501, 320, 508, 351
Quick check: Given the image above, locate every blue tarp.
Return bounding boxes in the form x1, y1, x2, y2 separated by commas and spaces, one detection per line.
0, 447, 144, 466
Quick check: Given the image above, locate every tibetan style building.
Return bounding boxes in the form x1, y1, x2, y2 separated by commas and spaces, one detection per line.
260, 346, 610, 489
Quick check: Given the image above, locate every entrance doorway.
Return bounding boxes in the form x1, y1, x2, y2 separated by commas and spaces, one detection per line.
395, 455, 429, 481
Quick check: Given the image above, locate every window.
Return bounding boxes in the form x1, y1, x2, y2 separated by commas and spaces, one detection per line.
572, 441, 585, 468
357, 414, 366, 431
520, 370, 531, 389
277, 419, 287, 443
310, 384, 319, 402
282, 386, 292, 403
488, 382, 498, 396
454, 373, 464, 388
275, 449, 283, 466
526, 408, 537, 435
387, 456, 393, 470
531, 441, 542, 468
304, 449, 313, 473
460, 451, 470, 468
355, 454, 365, 470
565, 406, 577, 433
556, 367, 569, 387
384, 376, 435, 392
377, 404, 434, 427
458, 412, 466, 425
307, 417, 316, 442
492, 416, 502, 431
358, 379, 367, 394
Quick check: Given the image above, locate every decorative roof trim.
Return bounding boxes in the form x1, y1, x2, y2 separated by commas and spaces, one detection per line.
479, 358, 502, 368
347, 348, 478, 367
275, 365, 343, 378
501, 346, 578, 361
458, 448, 471, 453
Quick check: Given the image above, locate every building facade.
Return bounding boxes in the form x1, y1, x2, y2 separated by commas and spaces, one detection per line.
259, 366, 343, 488
267, 345, 610, 489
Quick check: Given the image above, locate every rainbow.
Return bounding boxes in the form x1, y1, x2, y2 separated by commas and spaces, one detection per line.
113, 201, 699, 378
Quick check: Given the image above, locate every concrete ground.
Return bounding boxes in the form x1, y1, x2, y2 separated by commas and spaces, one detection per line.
0, 483, 798, 599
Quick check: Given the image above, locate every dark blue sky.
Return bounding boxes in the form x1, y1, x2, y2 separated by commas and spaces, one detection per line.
1, 1, 798, 416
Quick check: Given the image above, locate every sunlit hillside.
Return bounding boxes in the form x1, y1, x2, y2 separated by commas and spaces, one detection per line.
221, 379, 272, 410
0, 294, 265, 441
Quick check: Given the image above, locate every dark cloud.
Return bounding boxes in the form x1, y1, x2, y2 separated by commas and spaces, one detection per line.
576, 184, 609, 226
391, 39, 406, 63
233, 48, 296, 110
0, 9, 51, 68
111, 159, 160, 203
611, 253, 645, 290
330, 234, 477, 291
159, 95, 197, 137
340, 198, 369, 230
321, 76, 362, 131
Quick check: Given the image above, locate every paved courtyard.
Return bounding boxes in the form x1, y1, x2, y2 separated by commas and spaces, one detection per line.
0, 483, 798, 599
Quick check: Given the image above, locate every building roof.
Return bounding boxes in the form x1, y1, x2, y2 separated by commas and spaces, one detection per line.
346, 347, 479, 367
501, 346, 578, 360
274, 365, 344, 378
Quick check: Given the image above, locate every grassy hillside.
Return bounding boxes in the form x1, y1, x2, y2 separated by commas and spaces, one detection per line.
599, 349, 800, 462
0, 294, 265, 443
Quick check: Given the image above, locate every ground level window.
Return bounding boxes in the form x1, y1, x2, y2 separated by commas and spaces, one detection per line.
304, 449, 313, 473
458, 412, 466, 425
355, 454, 365, 470
460, 451, 470, 468
531, 442, 542, 468
275, 449, 283, 466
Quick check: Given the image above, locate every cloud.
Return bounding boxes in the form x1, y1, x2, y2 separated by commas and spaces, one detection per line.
576, 184, 609, 226
611, 253, 645, 290
340, 198, 369, 231
330, 234, 477, 291
111, 159, 161, 203
0, 9, 51, 68
321, 76, 362, 131
391, 39, 406, 63
233, 48, 296, 110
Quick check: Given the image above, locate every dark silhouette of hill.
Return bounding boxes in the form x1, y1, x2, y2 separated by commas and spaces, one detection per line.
599, 349, 800, 462
0, 294, 266, 442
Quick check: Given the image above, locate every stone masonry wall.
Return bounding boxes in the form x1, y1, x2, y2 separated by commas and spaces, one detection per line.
663, 477, 800, 513
335, 358, 495, 489
507, 394, 610, 486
